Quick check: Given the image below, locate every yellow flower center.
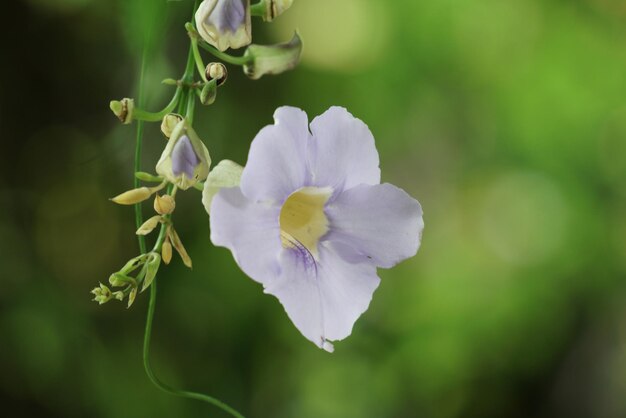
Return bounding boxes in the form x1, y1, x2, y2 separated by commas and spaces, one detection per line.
279, 187, 332, 258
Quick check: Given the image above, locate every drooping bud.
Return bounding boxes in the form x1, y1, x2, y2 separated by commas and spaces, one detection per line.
202, 159, 244, 215
153, 194, 176, 215
161, 113, 184, 138
111, 187, 153, 205
141, 252, 161, 292
168, 226, 192, 268
243, 32, 302, 80
205, 62, 228, 86
127, 287, 138, 308
162, 237, 172, 265
109, 272, 136, 288
155, 119, 211, 190
261, 0, 293, 22
201, 79, 218, 105
136, 215, 162, 235
195, 0, 252, 52
110, 98, 134, 124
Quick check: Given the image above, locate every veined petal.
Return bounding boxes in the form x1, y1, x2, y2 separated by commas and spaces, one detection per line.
308, 106, 380, 193
240, 106, 310, 202
210, 187, 282, 283
325, 183, 424, 269
264, 242, 381, 350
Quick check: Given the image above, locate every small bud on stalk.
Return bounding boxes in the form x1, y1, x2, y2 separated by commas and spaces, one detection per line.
205, 62, 228, 86
243, 32, 302, 80
154, 194, 176, 215
161, 114, 184, 138
110, 98, 134, 124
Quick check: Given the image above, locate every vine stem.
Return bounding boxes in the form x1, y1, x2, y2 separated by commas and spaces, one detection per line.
134, 1, 245, 417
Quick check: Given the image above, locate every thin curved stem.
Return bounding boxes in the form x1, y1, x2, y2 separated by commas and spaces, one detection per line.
143, 281, 245, 418
133, 87, 183, 121
197, 40, 251, 65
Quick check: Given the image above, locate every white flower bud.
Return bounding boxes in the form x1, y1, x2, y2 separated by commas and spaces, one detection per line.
161, 113, 184, 138
155, 119, 212, 191
195, 0, 252, 52
205, 62, 228, 85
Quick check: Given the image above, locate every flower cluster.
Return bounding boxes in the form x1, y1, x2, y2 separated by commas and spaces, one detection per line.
94, 0, 300, 309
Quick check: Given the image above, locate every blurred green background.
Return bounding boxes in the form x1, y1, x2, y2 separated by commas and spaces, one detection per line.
2, 0, 626, 417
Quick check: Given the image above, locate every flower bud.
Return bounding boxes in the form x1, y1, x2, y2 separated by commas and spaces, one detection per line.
243, 32, 302, 80
205, 62, 228, 86
155, 119, 211, 190
161, 113, 184, 138
202, 159, 244, 215
201, 79, 218, 105
91, 283, 112, 304
109, 272, 136, 288
162, 237, 172, 265
195, 0, 252, 52
110, 98, 134, 124
141, 252, 161, 292
127, 287, 138, 308
136, 215, 162, 235
168, 227, 192, 268
262, 0, 294, 22
111, 187, 153, 205
154, 194, 176, 215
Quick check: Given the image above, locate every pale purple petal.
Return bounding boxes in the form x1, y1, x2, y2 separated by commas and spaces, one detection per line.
264, 242, 381, 349
207, 0, 246, 32
308, 107, 380, 193
210, 187, 282, 284
240, 107, 310, 202
325, 183, 423, 269
171, 135, 200, 179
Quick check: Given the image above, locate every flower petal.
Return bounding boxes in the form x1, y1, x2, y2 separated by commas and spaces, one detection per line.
325, 183, 424, 269
240, 106, 311, 202
210, 187, 282, 283
308, 106, 380, 192
264, 242, 380, 350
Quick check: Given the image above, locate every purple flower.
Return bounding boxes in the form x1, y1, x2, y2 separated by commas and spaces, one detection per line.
210, 107, 424, 351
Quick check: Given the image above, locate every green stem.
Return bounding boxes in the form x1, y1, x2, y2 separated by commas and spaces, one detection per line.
134, 52, 149, 255
191, 38, 208, 83
197, 40, 251, 65
132, 87, 183, 121
144, 281, 245, 418
140, 3, 245, 417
